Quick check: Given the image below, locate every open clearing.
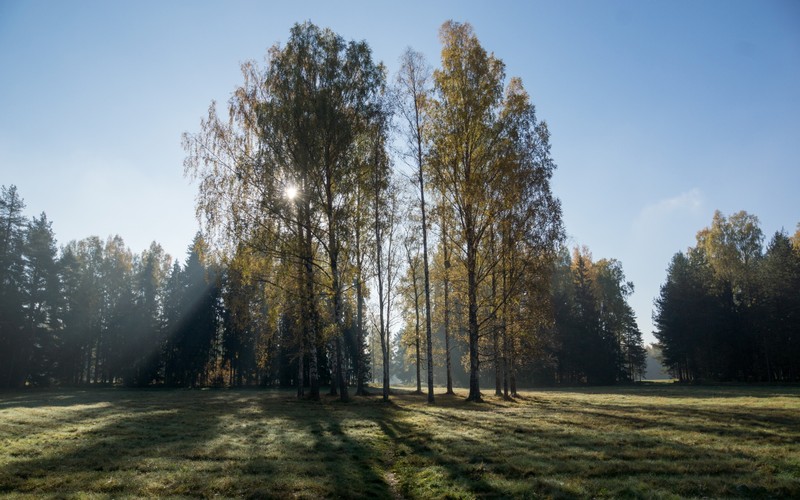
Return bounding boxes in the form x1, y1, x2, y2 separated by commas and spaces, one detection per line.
1, 385, 798, 498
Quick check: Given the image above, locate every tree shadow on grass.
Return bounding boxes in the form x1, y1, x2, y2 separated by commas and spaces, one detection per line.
252, 393, 394, 499
377, 391, 800, 498
4, 387, 798, 498
0, 388, 119, 409
251, 392, 546, 498
2, 389, 398, 498
374, 399, 636, 499
377, 411, 503, 498
530, 383, 800, 399
0, 389, 229, 497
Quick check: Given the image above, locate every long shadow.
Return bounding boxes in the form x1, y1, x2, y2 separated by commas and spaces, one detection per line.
448, 392, 800, 452
372, 394, 591, 497
377, 408, 511, 498
529, 383, 800, 399
3, 388, 397, 498
540, 398, 800, 443
249, 391, 536, 498
252, 392, 395, 499
0, 388, 119, 409
374, 398, 713, 498
375, 391, 800, 498
0, 389, 227, 497
4, 387, 798, 498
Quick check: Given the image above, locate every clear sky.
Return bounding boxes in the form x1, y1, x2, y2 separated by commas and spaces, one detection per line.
1, 0, 798, 343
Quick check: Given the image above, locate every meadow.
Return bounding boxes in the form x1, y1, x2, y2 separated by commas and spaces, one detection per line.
1, 384, 798, 499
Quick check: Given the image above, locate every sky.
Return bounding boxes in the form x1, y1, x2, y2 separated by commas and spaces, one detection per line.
1, 0, 798, 344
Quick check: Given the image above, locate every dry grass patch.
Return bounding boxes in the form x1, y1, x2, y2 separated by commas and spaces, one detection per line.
1, 385, 798, 498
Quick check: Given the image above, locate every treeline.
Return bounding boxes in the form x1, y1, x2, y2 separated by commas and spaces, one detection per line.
0, 183, 218, 388
0, 185, 358, 389
655, 210, 800, 382
0, 184, 645, 390
1, 20, 648, 395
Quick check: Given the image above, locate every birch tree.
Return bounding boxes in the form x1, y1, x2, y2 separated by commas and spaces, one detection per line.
184, 22, 386, 400
396, 48, 436, 402
427, 21, 562, 401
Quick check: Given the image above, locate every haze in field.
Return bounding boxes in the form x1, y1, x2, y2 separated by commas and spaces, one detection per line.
1, 0, 798, 346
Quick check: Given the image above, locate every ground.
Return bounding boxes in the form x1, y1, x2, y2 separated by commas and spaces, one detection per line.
1, 384, 798, 498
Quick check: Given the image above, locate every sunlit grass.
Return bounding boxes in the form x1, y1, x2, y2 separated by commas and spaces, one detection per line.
1, 385, 798, 498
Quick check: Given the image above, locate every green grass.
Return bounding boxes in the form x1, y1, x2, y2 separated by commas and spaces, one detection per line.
1, 385, 798, 498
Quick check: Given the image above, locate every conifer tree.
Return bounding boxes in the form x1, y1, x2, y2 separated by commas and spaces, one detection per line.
0, 185, 28, 387
22, 213, 62, 385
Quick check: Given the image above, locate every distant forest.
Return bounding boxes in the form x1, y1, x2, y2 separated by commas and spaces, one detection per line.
655, 210, 800, 382
2, 21, 797, 395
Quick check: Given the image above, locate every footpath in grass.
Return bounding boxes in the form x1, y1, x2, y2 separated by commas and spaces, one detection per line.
1, 385, 799, 498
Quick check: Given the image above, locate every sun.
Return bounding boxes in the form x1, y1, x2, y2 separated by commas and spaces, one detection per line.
285, 185, 298, 200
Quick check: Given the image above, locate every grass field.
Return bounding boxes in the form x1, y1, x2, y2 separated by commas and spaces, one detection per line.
1, 385, 798, 499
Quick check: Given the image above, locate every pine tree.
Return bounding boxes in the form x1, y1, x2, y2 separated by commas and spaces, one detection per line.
0, 185, 28, 387
21, 213, 62, 385
167, 234, 218, 387
163, 259, 184, 385
126, 242, 171, 386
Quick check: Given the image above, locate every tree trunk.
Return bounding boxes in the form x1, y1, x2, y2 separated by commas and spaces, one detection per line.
374, 164, 390, 403
492, 255, 501, 396
501, 238, 510, 399
303, 208, 319, 400
494, 331, 502, 396
332, 273, 348, 401
297, 348, 304, 398
324, 161, 348, 402
335, 336, 347, 400
502, 324, 509, 399
415, 305, 422, 394
355, 211, 366, 396
296, 216, 305, 398
466, 223, 481, 402
356, 274, 366, 395
377, 244, 389, 401
442, 214, 454, 395
329, 344, 338, 396
410, 255, 423, 395
418, 163, 435, 403
383, 212, 396, 401
510, 342, 517, 397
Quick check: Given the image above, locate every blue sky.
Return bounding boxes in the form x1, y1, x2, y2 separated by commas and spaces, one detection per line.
1, 0, 798, 343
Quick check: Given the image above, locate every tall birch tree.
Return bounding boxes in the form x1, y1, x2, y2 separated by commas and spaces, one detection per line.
184, 22, 386, 400
396, 48, 436, 402
428, 21, 562, 401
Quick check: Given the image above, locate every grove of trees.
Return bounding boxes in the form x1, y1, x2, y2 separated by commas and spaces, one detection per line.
655, 210, 800, 382
0, 182, 224, 388
0, 21, 653, 395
